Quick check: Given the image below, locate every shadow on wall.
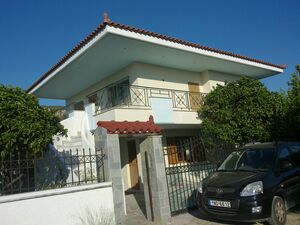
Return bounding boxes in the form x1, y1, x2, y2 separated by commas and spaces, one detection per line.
35, 145, 70, 190
134, 191, 147, 218
35, 145, 100, 190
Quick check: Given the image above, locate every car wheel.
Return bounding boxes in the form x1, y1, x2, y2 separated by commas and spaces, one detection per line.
268, 196, 287, 225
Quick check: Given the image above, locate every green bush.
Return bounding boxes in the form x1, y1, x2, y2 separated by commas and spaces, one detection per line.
0, 85, 67, 158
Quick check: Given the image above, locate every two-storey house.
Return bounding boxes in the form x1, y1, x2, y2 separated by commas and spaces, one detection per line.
27, 15, 285, 192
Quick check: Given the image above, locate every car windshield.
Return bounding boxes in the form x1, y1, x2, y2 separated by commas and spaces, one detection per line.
218, 148, 276, 172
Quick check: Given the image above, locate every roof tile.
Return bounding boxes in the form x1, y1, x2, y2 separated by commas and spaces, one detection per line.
97, 115, 162, 134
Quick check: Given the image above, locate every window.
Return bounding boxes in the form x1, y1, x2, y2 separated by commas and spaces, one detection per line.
278, 147, 290, 160
219, 151, 243, 171
219, 148, 276, 171
166, 136, 206, 164
107, 79, 130, 107
289, 145, 300, 167
89, 79, 130, 111
277, 147, 294, 170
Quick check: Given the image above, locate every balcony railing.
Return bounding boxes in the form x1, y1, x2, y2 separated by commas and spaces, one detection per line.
87, 84, 207, 114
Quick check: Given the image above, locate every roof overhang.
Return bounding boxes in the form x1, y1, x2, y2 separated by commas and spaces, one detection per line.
28, 22, 284, 99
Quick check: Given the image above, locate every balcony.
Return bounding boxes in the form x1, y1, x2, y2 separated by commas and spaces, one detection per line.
87, 84, 207, 115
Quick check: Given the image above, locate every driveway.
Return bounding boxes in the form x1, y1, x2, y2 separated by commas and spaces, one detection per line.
171, 205, 300, 225
125, 193, 300, 225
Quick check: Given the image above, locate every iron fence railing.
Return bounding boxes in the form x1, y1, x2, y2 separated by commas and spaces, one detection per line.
0, 148, 105, 196
87, 84, 207, 114
163, 135, 235, 214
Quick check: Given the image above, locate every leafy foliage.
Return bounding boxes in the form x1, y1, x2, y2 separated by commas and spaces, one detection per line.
285, 65, 300, 139
199, 66, 300, 145
0, 85, 67, 158
268, 92, 289, 141
198, 77, 285, 145
42, 105, 67, 121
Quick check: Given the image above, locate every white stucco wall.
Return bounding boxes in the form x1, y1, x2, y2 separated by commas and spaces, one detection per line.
66, 62, 241, 125
94, 108, 201, 125
67, 64, 136, 104
131, 63, 202, 91
0, 182, 115, 225
201, 70, 241, 92
53, 109, 95, 152
67, 62, 241, 105
60, 111, 85, 136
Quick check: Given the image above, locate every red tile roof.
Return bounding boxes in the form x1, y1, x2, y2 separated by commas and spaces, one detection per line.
97, 115, 162, 134
27, 17, 286, 93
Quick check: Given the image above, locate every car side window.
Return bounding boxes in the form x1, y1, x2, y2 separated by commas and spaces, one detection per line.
277, 147, 294, 171
289, 145, 300, 167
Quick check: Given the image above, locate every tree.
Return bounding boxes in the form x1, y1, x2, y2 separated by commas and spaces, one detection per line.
198, 77, 283, 145
42, 105, 67, 121
0, 85, 67, 158
268, 92, 289, 141
285, 65, 300, 140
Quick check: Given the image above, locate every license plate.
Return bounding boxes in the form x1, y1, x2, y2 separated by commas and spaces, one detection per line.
209, 200, 231, 208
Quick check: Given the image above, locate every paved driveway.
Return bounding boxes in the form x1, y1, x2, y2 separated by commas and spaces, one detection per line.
125, 193, 300, 225
171, 205, 300, 225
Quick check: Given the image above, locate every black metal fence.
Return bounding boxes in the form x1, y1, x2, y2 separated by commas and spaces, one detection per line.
0, 148, 105, 196
163, 135, 234, 214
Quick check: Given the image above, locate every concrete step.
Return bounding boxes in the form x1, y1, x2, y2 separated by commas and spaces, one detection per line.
70, 135, 82, 141
56, 144, 83, 150
62, 141, 82, 147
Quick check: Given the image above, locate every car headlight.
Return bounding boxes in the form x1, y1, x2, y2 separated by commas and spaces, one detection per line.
240, 181, 263, 197
197, 181, 203, 193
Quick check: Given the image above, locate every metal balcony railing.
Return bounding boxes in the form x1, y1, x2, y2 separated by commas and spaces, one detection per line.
87, 84, 207, 114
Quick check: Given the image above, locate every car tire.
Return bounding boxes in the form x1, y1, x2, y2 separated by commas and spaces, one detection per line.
268, 196, 287, 225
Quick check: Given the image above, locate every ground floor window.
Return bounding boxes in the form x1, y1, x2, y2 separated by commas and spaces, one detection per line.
166, 136, 206, 164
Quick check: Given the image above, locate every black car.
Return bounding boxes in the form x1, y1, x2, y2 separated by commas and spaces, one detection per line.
197, 142, 300, 225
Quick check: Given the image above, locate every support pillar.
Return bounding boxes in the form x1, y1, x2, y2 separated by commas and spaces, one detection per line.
139, 135, 171, 225
94, 127, 125, 225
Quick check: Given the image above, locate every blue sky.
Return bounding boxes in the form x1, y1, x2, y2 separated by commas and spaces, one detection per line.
0, 0, 299, 105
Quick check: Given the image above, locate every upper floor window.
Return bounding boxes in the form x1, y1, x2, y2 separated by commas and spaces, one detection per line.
89, 78, 130, 111
107, 79, 130, 107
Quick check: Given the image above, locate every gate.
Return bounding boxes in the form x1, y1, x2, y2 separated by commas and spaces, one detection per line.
163, 135, 233, 214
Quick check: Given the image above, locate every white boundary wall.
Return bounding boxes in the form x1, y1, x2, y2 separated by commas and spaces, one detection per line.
0, 182, 115, 225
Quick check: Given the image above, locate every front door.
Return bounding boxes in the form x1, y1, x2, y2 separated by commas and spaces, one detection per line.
128, 140, 139, 189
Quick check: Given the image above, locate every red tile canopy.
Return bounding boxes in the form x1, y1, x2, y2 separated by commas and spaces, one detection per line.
97, 115, 162, 134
